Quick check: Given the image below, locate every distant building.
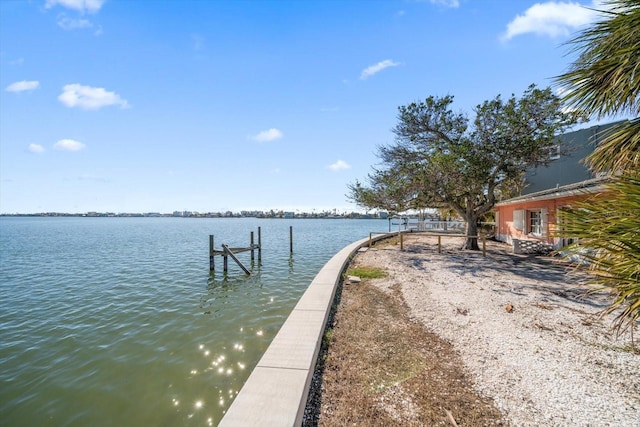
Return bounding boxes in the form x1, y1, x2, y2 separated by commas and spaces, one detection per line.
494, 121, 620, 253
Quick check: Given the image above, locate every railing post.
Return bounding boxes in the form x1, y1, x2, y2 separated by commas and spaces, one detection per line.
438, 235, 441, 253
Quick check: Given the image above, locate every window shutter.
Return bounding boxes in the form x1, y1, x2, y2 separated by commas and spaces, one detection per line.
514, 209, 524, 231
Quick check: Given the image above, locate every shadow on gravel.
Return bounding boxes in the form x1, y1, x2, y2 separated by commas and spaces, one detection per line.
403, 237, 609, 311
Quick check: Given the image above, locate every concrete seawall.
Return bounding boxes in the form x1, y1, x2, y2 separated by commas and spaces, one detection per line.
219, 233, 393, 426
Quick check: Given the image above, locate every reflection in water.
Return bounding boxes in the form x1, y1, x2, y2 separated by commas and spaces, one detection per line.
1, 217, 382, 426
200, 272, 265, 316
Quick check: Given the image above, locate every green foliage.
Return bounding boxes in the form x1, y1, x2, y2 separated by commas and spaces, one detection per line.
587, 118, 640, 173
348, 84, 576, 249
556, 0, 640, 174
555, 0, 640, 334
347, 170, 418, 216
346, 266, 388, 279
557, 173, 640, 334
557, 0, 640, 122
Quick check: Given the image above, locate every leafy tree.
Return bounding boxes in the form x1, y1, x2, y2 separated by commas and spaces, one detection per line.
555, 0, 640, 334
349, 85, 576, 250
348, 170, 416, 217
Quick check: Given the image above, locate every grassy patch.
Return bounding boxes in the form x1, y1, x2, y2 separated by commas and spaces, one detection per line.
345, 265, 387, 279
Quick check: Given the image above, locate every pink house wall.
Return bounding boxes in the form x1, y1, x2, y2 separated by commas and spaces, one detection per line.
495, 194, 589, 249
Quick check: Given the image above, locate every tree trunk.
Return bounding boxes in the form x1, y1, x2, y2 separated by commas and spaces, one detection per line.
464, 217, 480, 250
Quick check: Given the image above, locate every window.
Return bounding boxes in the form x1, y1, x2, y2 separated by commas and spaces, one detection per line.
513, 208, 547, 236
528, 208, 547, 237
529, 211, 542, 235
548, 144, 561, 160
557, 207, 579, 247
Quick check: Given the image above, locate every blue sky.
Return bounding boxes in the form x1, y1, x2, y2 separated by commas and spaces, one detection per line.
0, 0, 608, 214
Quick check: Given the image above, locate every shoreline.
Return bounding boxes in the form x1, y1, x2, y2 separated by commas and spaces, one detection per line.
312, 233, 639, 426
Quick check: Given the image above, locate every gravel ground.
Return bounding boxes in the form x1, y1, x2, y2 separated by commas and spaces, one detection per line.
359, 234, 640, 427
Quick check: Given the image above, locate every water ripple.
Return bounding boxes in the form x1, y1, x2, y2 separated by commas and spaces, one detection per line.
0, 217, 383, 426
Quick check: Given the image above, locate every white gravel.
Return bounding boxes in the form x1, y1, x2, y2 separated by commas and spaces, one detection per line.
361, 234, 640, 427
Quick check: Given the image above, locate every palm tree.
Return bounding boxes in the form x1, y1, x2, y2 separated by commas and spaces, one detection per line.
557, 0, 640, 172
557, 176, 640, 335
555, 0, 640, 335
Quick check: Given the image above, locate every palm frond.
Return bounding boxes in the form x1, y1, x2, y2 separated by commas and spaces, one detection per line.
556, 0, 640, 119
587, 117, 640, 173
557, 172, 640, 333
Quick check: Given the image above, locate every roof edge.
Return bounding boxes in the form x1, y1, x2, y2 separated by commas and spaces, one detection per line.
495, 177, 610, 206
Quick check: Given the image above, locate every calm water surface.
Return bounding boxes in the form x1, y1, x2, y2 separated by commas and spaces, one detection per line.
0, 217, 386, 426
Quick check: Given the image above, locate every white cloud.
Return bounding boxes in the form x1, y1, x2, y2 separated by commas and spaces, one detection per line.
9, 58, 24, 66
28, 144, 45, 154
54, 139, 86, 151
251, 128, 283, 142
501, 1, 602, 41
360, 59, 400, 80
58, 84, 129, 110
45, 0, 106, 14
57, 14, 93, 30
5, 80, 40, 92
328, 160, 351, 171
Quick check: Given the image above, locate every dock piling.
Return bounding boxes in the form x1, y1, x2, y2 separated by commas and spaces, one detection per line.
251, 231, 255, 262
258, 227, 262, 263
208, 226, 296, 275
209, 235, 215, 271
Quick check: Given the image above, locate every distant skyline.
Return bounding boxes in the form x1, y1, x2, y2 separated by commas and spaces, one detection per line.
0, 0, 613, 214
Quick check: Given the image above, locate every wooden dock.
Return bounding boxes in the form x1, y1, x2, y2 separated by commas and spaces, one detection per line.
209, 228, 262, 275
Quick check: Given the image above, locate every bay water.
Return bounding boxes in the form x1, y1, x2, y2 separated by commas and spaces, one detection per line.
0, 217, 387, 426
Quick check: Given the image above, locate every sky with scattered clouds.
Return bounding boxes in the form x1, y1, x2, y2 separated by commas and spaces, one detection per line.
0, 0, 613, 214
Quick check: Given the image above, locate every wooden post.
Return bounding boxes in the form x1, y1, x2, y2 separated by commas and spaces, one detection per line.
222, 244, 251, 275
250, 231, 255, 262
223, 252, 228, 273
400, 232, 404, 250
438, 235, 441, 253
289, 226, 293, 254
482, 236, 486, 257
209, 235, 215, 271
258, 227, 262, 263
369, 232, 372, 248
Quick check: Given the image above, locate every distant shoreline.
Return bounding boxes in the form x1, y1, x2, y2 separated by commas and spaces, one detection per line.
0, 212, 388, 219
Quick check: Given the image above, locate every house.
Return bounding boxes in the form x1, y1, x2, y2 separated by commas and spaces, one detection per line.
494, 121, 620, 254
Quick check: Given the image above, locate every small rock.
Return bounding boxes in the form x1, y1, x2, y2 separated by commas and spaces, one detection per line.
347, 276, 362, 284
